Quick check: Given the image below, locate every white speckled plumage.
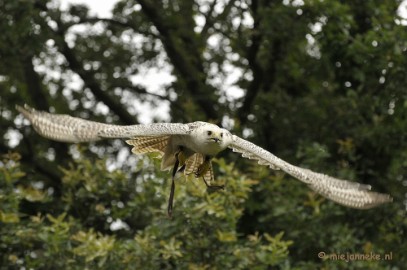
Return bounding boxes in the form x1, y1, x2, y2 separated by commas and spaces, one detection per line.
17, 104, 392, 209
229, 136, 391, 209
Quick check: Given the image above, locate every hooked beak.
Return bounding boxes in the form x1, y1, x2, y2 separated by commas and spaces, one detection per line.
209, 134, 222, 143
211, 138, 220, 143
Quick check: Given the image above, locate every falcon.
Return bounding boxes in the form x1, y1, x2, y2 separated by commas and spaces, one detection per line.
16, 104, 392, 217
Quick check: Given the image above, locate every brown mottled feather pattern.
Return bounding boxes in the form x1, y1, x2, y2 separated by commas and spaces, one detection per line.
126, 136, 170, 155
184, 154, 214, 182
184, 153, 204, 175
203, 161, 214, 183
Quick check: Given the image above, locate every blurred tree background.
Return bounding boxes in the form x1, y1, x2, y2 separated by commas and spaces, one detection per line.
0, 0, 406, 269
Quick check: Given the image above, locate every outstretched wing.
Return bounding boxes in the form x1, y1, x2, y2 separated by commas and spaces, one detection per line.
229, 135, 392, 209
16, 105, 190, 143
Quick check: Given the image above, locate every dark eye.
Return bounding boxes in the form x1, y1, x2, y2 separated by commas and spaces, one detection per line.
207, 131, 212, 136
220, 133, 223, 137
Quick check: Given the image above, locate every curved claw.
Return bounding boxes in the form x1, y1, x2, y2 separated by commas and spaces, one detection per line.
202, 177, 224, 191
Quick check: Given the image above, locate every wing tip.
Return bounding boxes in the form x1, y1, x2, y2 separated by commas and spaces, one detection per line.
382, 193, 393, 203
16, 104, 36, 120
362, 194, 393, 209
348, 192, 393, 209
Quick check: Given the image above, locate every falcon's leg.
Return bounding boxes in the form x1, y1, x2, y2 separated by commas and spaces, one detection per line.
167, 147, 186, 217
196, 156, 224, 190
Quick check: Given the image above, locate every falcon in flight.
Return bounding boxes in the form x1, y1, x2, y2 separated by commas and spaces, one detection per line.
16, 105, 392, 216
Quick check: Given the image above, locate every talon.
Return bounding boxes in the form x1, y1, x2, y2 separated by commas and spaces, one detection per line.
202, 176, 224, 191
214, 185, 225, 190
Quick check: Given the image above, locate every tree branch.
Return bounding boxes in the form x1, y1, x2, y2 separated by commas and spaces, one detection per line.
81, 17, 133, 28
137, 0, 219, 120
72, 17, 158, 38
52, 19, 137, 125
200, 0, 218, 38
118, 83, 171, 101
201, 0, 237, 39
238, 0, 264, 123
21, 55, 49, 111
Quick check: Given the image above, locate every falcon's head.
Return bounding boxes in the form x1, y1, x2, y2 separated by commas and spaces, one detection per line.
191, 122, 233, 155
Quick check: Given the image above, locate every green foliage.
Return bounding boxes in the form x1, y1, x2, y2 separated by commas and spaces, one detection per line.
1, 0, 406, 269
0, 153, 293, 269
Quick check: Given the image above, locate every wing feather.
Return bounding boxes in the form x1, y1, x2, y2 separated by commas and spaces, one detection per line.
229, 135, 392, 209
126, 136, 170, 155
16, 104, 189, 143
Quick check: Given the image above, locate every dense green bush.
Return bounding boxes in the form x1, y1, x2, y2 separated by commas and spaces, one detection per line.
1, 153, 293, 269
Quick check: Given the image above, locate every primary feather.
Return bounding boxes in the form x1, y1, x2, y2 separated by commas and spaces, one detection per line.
229, 136, 392, 209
